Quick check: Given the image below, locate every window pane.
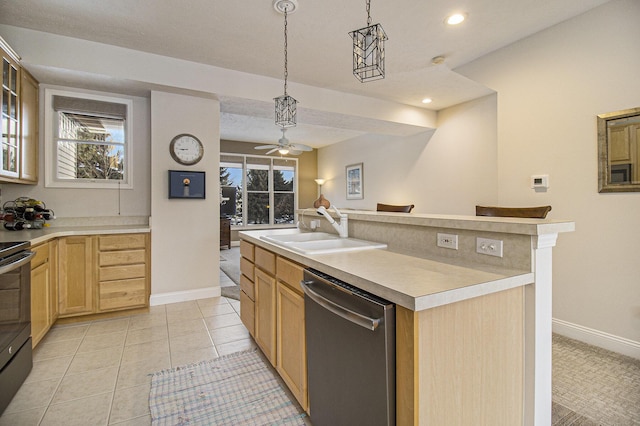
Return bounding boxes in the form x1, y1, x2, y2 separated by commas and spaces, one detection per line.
274, 193, 294, 224
247, 193, 269, 225
220, 165, 243, 225
274, 169, 294, 191
57, 141, 124, 180
246, 168, 269, 191
58, 112, 125, 143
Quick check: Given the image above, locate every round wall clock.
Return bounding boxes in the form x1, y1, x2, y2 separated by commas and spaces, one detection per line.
169, 134, 204, 165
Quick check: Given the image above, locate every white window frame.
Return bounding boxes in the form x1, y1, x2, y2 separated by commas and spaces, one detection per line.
44, 87, 134, 189
220, 153, 298, 229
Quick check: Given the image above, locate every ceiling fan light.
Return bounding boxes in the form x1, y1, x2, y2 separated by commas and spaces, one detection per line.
278, 148, 290, 155
446, 13, 466, 25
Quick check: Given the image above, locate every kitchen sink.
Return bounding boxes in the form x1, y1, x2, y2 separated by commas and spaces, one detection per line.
261, 232, 339, 244
260, 231, 387, 255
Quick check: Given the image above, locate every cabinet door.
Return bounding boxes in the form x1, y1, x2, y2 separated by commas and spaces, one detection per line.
58, 236, 95, 316
48, 240, 59, 322
31, 262, 50, 348
276, 281, 308, 410
0, 47, 20, 178
254, 267, 276, 366
19, 69, 38, 182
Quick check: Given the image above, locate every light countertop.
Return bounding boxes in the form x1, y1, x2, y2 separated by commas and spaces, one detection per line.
0, 225, 150, 246
240, 229, 535, 311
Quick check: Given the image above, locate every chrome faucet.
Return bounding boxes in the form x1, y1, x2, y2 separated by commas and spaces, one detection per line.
316, 206, 348, 238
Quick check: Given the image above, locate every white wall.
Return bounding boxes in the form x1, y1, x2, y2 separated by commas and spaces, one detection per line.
457, 0, 640, 348
1, 85, 151, 217
317, 94, 498, 215
150, 91, 220, 301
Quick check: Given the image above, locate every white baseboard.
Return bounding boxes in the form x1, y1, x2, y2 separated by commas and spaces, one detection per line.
150, 286, 221, 306
553, 318, 640, 359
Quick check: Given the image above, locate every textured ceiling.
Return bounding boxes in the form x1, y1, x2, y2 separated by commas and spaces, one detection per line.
0, 0, 611, 146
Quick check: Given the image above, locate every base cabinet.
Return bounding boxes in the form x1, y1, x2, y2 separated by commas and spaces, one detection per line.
276, 257, 307, 411
239, 240, 308, 411
57, 233, 150, 318
31, 243, 50, 347
97, 234, 149, 312
58, 236, 95, 317
254, 266, 277, 366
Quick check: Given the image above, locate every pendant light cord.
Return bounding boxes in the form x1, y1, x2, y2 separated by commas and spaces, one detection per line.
366, 0, 372, 26
283, 7, 289, 96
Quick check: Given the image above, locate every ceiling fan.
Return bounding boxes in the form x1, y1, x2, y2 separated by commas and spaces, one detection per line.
254, 128, 313, 156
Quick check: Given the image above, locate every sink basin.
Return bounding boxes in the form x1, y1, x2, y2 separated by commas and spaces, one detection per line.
261, 232, 338, 244
286, 238, 387, 254
260, 231, 387, 254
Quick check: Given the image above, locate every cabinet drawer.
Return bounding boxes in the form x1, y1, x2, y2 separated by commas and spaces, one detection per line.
100, 264, 146, 282
276, 257, 304, 295
240, 274, 255, 300
240, 240, 254, 261
99, 249, 146, 267
240, 257, 254, 280
99, 278, 147, 311
99, 234, 147, 251
255, 246, 276, 275
31, 243, 49, 269
240, 290, 255, 336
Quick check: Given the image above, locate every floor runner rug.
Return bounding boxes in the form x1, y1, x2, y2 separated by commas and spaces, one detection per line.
149, 349, 307, 425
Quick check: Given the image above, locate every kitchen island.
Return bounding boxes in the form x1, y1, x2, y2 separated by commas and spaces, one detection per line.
240, 209, 574, 426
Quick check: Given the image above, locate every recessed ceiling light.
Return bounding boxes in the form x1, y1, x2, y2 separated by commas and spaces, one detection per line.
422, 98, 433, 104
446, 13, 466, 25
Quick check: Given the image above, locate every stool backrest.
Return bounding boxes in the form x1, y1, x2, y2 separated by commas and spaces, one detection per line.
475, 205, 551, 219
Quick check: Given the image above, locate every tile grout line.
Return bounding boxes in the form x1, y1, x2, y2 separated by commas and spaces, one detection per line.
36, 321, 90, 425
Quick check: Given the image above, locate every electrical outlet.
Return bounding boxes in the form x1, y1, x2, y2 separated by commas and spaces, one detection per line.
310, 220, 320, 229
437, 233, 458, 250
476, 237, 503, 257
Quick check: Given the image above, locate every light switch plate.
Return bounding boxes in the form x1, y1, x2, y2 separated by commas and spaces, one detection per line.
476, 237, 503, 257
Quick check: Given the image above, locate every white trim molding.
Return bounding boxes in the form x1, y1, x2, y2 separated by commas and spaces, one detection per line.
553, 318, 640, 360
149, 286, 221, 306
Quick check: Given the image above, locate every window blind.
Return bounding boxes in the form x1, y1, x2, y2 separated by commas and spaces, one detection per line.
52, 95, 127, 119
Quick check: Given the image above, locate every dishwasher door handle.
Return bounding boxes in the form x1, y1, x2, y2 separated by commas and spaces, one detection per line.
301, 280, 382, 331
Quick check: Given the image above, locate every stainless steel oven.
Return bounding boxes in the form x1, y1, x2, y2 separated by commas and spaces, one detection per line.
0, 241, 34, 415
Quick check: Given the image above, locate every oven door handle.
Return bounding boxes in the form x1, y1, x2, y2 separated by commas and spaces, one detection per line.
301, 280, 381, 331
0, 251, 35, 275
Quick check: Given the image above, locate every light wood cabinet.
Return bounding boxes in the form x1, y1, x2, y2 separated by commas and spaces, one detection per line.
58, 236, 95, 316
239, 240, 255, 336
19, 69, 38, 183
239, 239, 309, 410
30, 240, 58, 347
0, 39, 21, 179
57, 233, 150, 317
0, 37, 39, 184
254, 267, 277, 366
30, 243, 51, 347
276, 257, 307, 411
97, 234, 149, 312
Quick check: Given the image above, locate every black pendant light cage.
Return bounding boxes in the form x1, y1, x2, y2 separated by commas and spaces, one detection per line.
274, 94, 297, 128
274, 1, 298, 128
349, 0, 387, 82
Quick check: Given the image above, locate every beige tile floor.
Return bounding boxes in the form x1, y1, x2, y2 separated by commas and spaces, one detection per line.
0, 271, 254, 426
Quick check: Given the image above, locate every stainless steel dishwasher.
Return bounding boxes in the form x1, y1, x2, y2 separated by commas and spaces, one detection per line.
302, 268, 395, 426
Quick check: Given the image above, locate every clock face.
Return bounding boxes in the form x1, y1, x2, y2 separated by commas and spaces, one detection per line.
170, 134, 204, 165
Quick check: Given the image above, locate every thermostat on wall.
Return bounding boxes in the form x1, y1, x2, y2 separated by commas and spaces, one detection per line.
531, 174, 549, 189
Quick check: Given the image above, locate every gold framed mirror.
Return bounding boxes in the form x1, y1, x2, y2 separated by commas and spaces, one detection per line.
598, 107, 640, 193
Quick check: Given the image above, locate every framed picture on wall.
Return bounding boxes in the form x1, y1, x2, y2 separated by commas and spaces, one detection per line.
346, 163, 364, 200
168, 170, 206, 199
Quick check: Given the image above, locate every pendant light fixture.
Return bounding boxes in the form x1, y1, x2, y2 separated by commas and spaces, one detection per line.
349, 0, 388, 82
273, 0, 298, 128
